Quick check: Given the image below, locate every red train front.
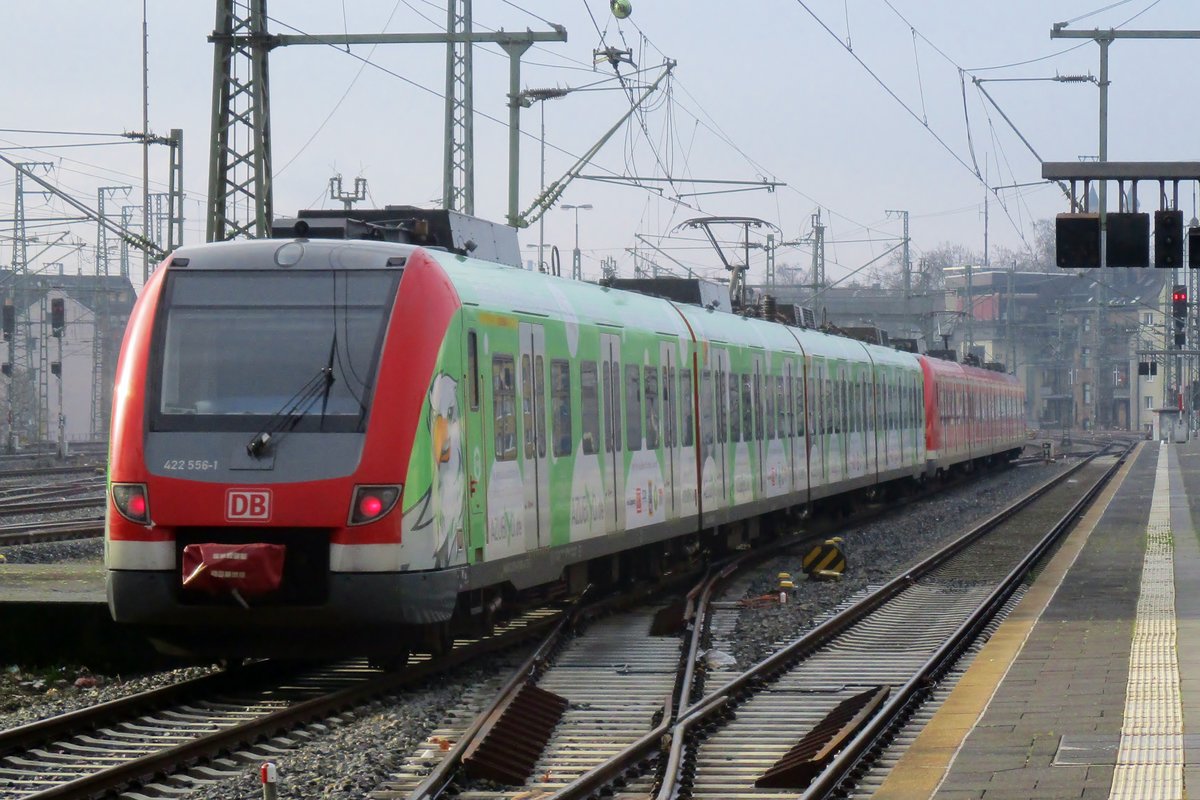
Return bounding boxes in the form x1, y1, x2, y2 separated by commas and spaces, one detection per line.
105, 236, 461, 660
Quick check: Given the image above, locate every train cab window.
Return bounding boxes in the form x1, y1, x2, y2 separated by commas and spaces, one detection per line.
625, 364, 642, 451
645, 366, 660, 450
152, 269, 397, 432
729, 371, 741, 442
551, 360, 572, 457
467, 330, 479, 410
492, 355, 517, 461
680, 368, 694, 447
581, 361, 600, 455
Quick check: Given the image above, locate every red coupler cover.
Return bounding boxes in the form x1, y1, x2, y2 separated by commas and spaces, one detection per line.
181, 543, 285, 597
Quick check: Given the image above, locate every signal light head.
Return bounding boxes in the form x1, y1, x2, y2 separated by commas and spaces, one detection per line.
348, 484, 401, 526
111, 483, 150, 524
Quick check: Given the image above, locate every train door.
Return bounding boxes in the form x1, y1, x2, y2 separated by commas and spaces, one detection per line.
661, 342, 678, 515
601, 333, 625, 531
464, 327, 487, 556
518, 322, 550, 550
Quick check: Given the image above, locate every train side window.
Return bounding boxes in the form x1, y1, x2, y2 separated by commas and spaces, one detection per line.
664, 366, 675, 447
741, 374, 753, 440
715, 368, 728, 444
535, 355, 546, 457
522, 355, 535, 458
775, 375, 786, 438
645, 366, 660, 450
680, 368, 694, 447
863, 376, 872, 432
581, 361, 600, 455
625, 364, 642, 451
729, 369, 741, 442
492, 354, 517, 461
700, 369, 714, 455
602, 362, 615, 453
781, 375, 791, 438
764, 373, 775, 440
551, 359, 572, 457
754, 372, 764, 441
794, 377, 805, 438
467, 330, 479, 410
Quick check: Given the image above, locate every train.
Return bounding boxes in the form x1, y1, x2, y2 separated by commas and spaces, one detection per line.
105, 208, 1026, 661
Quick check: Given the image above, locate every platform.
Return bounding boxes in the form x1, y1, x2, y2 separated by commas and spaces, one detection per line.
0, 560, 168, 668
877, 439, 1200, 799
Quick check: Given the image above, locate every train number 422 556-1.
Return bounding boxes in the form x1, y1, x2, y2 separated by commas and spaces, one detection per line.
162, 459, 219, 471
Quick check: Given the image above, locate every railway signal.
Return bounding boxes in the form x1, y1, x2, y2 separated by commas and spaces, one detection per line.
50, 298, 65, 337
1172, 284, 1188, 347
1155, 210, 1184, 269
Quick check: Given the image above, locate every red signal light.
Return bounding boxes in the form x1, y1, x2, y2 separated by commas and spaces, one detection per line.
348, 484, 402, 525
358, 494, 384, 519
111, 483, 150, 524
1174, 290, 1188, 302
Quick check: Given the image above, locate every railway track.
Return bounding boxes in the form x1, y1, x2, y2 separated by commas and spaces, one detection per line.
0, 518, 104, 546
398, 444, 1126, 800
0, 608, 566, 800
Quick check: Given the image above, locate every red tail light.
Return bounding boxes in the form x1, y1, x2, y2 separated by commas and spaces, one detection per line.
348, 485, 401, 526
112, 483, 150, 524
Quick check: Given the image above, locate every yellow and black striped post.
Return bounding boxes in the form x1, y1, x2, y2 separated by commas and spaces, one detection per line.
802, 537, 846, 580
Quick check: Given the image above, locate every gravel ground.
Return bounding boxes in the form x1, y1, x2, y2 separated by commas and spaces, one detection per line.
186, 655, 525, 800
0, 664, 214, 725
0, 460, 1069, 799
0, 532, 103, 564
723, 460, 1069, 669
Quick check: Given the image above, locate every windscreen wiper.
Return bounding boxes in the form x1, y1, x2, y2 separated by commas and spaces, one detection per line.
247, 366, 336, 458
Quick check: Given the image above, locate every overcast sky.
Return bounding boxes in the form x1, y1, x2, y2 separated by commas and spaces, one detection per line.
1, 0, 1196, 289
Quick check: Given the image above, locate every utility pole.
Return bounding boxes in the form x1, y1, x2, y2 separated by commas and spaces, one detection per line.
92, 186, 129, 441
803, 210, 826, 294
9, 163, 52, 451
765, 233, 775, 288
885, 210, 911, 298
207, 0, 566, 240
444, 0, 474, 214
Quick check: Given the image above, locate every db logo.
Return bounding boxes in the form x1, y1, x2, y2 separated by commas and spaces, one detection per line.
226, 489, 272, 522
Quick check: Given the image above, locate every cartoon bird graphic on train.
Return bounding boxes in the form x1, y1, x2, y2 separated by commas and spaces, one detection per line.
404, 372, 466, 569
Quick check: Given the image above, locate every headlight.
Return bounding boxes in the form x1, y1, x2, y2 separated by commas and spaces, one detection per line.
348, 484, 402, 526
112, 483, 150, 524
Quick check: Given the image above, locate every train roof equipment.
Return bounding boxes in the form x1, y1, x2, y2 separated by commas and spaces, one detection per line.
270, 206, 522, 268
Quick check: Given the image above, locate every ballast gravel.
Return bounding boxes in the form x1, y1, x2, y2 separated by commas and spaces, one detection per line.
725, 460, 1069, 670
1, 533, 103, 564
